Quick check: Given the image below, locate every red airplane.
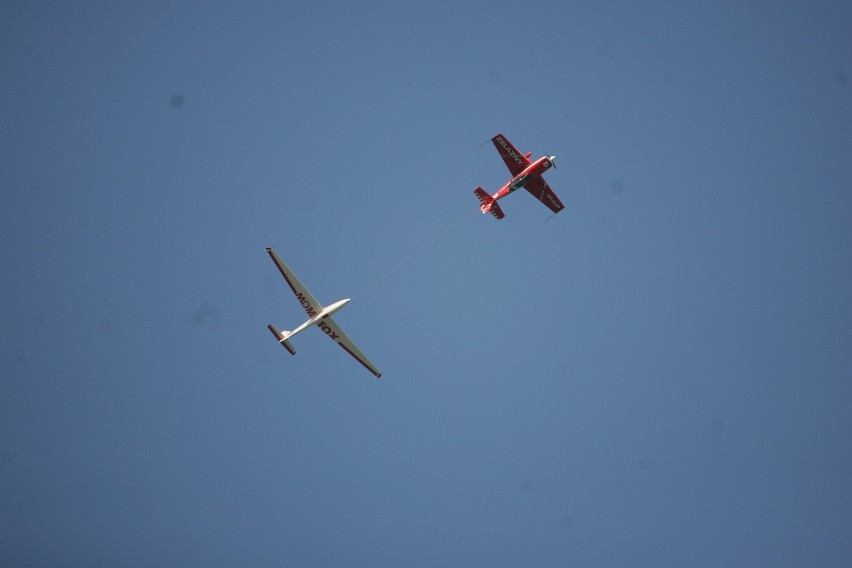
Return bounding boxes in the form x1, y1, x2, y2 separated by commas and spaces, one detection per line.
474, 133, 565, 220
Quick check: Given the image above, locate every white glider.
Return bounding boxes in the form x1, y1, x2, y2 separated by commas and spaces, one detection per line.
265, 247, 382, 378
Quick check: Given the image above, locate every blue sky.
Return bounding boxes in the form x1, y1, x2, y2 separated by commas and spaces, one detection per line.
2, 1, 851, 565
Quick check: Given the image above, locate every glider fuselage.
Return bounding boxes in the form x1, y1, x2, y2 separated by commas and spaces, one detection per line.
319, 298, 350, 319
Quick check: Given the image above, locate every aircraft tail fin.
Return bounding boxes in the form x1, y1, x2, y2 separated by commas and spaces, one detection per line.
267, 324, 296, 355
474, 187, 505, 220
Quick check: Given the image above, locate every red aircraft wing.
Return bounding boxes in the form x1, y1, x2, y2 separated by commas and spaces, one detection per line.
524, 176, 565, 214
491, 133, 530, 177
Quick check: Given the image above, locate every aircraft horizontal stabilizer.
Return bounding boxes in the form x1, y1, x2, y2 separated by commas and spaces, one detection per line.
267, 324, 296, 355
487, 200, 505, 220
474, 186, 491, 206
474, 187, 505, 220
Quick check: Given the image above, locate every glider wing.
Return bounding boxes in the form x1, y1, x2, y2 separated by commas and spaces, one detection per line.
266, 247, 325, 318
491, 133, 531, 177
524, 176, 565, 214
320, 317, 382, 378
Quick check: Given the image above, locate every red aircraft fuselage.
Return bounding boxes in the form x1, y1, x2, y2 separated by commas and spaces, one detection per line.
494, 155, 555, 200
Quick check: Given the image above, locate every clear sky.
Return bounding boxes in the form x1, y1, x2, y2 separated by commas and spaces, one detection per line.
2, 1, 851, 566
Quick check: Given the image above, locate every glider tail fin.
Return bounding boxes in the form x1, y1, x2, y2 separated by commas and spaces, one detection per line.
474, 187, 505, 220
267, 324, 296, 355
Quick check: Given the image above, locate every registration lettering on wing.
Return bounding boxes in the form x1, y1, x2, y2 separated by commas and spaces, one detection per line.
318, 321, 339, 340
495, 135, 524, 165
295, 292, 317, 317
547, 193, 563, 210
